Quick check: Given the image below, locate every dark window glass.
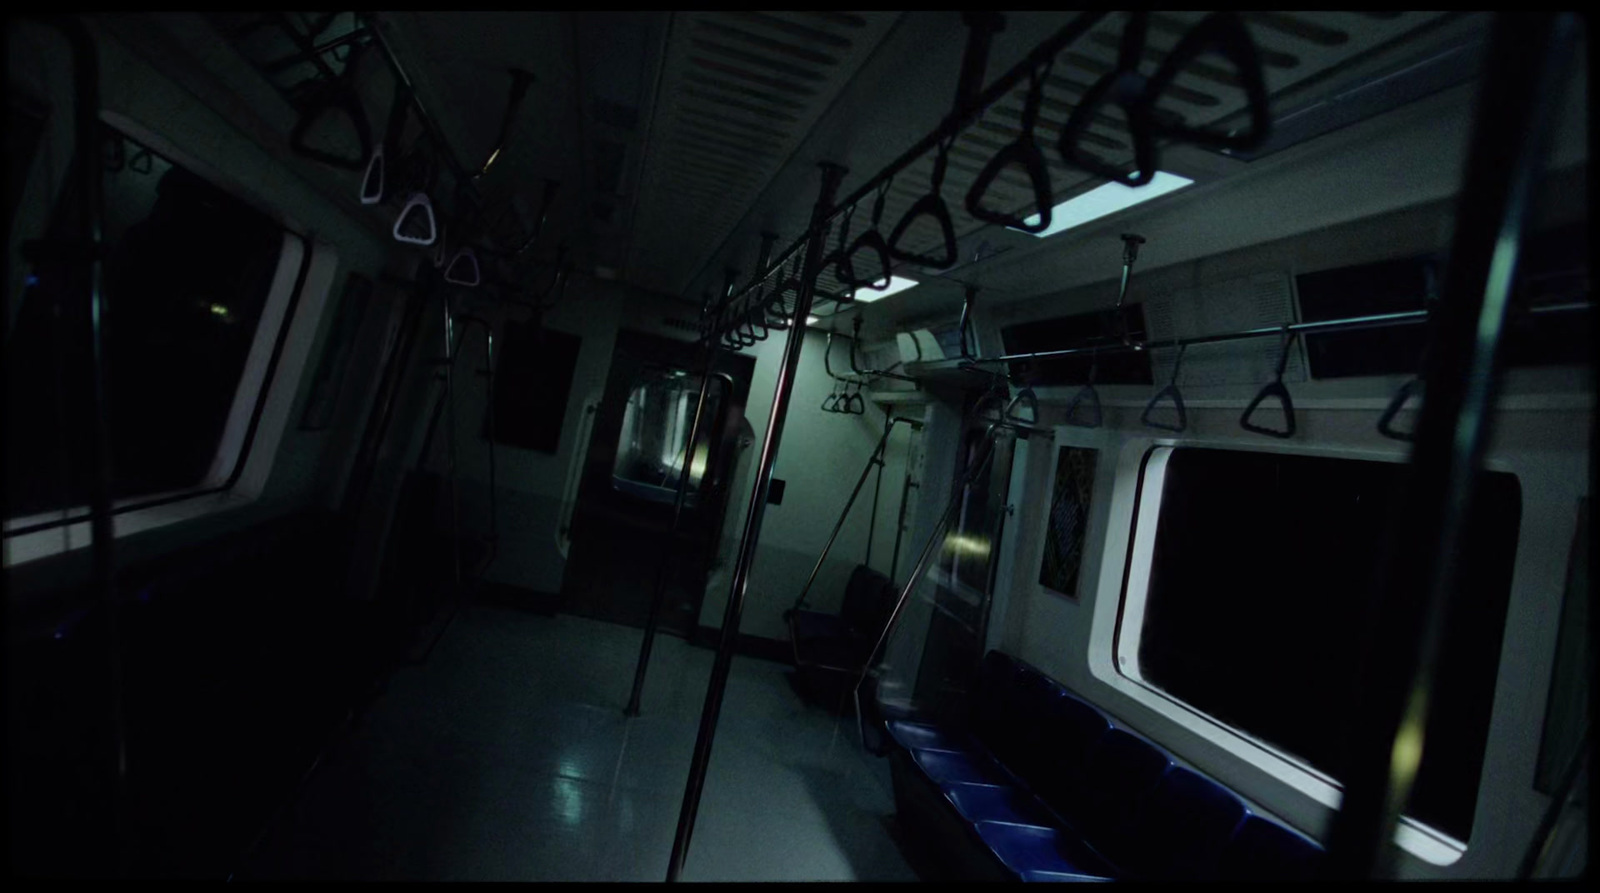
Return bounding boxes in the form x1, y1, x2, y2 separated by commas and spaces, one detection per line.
1298, 227, 1590, 379
5, 128, 288, 520
488, 322, 582, 454
1125, 447, 1520, 842
1000, 304, 1153, 386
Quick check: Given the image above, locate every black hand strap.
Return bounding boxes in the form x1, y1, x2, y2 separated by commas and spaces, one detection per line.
841, 178, 895, 289
1058, 11, 1159, 187
887, 135, 959, 268
1141, 12, 1271, 152
1065, 351, 1103, 428
1240, 329, 1298, 438
1141, 343, 1188, 432
966, 60, 1057, 232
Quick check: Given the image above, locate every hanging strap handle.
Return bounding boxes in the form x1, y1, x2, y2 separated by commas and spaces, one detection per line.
966, 59, 1057, 232
825, 202, 858, 288
1377, 376, 1425, 442
1240, 328, 1298, 438
840, 178, 895, 289
289, 40, 373, 171
887, 134, 959, 268
1058, 11, 1159, 187
1065, 350, 1103, 428
1141, 343, 1188, 432
362, 81, 414, 205
1141, 12, 1272, 153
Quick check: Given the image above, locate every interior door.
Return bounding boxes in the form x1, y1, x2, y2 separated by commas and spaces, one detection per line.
559, 328, 752, 634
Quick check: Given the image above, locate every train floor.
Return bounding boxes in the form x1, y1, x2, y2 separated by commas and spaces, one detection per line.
235, 603, 921, 882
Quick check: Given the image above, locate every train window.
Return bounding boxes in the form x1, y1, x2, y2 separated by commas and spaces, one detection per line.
1299, 226, 1590, 379
1117, 446, 1520, 845
611, 371, 723, 505
5, 127, 293, 524
1000, 304, 1153, 386
488, 322, 581, 454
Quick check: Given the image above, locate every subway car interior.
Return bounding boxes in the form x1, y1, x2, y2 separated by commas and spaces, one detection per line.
4, 10, 1592, 882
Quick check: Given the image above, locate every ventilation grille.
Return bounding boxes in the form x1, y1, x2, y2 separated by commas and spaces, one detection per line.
629, 11, 900, 294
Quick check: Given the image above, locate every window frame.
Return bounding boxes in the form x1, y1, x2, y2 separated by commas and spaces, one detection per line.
1100, 440, 1492, 865
3, 116, 334, 566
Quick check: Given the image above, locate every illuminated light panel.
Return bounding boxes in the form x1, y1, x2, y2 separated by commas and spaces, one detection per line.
807, 315, 820, 325
1011, 172, 1195, 238
850, 275, 919, 303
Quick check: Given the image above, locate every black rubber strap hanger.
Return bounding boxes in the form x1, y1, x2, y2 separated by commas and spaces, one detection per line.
394, 192, 438, 246
1006, 385, 1040, 426
1141, 343, 1188, 432
828, 202, 859, 289
887, 134, 959, 268
362, 81, 413, 206
1141, 12, 1272, 153
1240, 327, 1298, 438
1065, 349, 1103, 428
1377, 376, 1425, 442
841, 177, 895, 290
822, 379, 841, 413
848, 380, 867, 415
288, 38, 373, 171
966, 59, 1057, 233
1059, 11, 1159, 187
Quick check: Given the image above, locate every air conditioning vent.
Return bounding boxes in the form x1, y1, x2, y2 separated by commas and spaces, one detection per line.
662, 316, 700, 333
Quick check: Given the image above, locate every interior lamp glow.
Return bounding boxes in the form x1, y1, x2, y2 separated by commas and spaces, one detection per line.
1011, 171, 1195, 238
850, 275, 920, 303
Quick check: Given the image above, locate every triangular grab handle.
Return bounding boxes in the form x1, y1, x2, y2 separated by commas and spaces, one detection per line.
1377, 376, 1424, 442
444, 247, 481, 287
1065, 382, 1102, 428
1141, 382, 1188, 432
393, 192, 438, 246
1239, 381, 1296, 438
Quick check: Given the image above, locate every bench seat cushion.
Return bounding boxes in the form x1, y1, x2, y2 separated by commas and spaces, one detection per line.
943, 782, 1058, 827
975, 821, 1117, 880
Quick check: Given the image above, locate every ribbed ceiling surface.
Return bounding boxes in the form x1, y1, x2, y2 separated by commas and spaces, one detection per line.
626, 11, 902, 296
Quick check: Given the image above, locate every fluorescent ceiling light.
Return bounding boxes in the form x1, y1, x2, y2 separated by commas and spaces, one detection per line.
1011, 171, 1195, 238
806, 315, 820, 325
850, 275, 920, 303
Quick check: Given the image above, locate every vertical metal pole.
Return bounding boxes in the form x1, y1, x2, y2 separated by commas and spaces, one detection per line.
1324, 12, 1575, 879
626, 282, 731, 717
26, 15, 126, 874
788, 420, 898, 613
666, 162, 846, 881
443, 296, 461, 587
865, 421, 887, 568
43, 15, 128, 876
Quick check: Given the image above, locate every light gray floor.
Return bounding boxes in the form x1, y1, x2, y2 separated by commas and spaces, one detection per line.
241, 605, 919, 882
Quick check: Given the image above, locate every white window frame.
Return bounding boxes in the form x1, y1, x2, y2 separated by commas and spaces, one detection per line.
3, 207, 339, 568
1093, 441, 1470, 866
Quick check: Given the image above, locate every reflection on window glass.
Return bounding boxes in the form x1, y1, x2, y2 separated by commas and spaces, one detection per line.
5, 127, 287, 520
1039, 446, 1098, 599
612, 371, 720, 502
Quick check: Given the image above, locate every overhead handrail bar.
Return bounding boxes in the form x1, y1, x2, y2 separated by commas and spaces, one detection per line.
954, 301, 1591, 368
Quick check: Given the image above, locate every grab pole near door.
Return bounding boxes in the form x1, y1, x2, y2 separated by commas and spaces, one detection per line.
666, 162, 846, 882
